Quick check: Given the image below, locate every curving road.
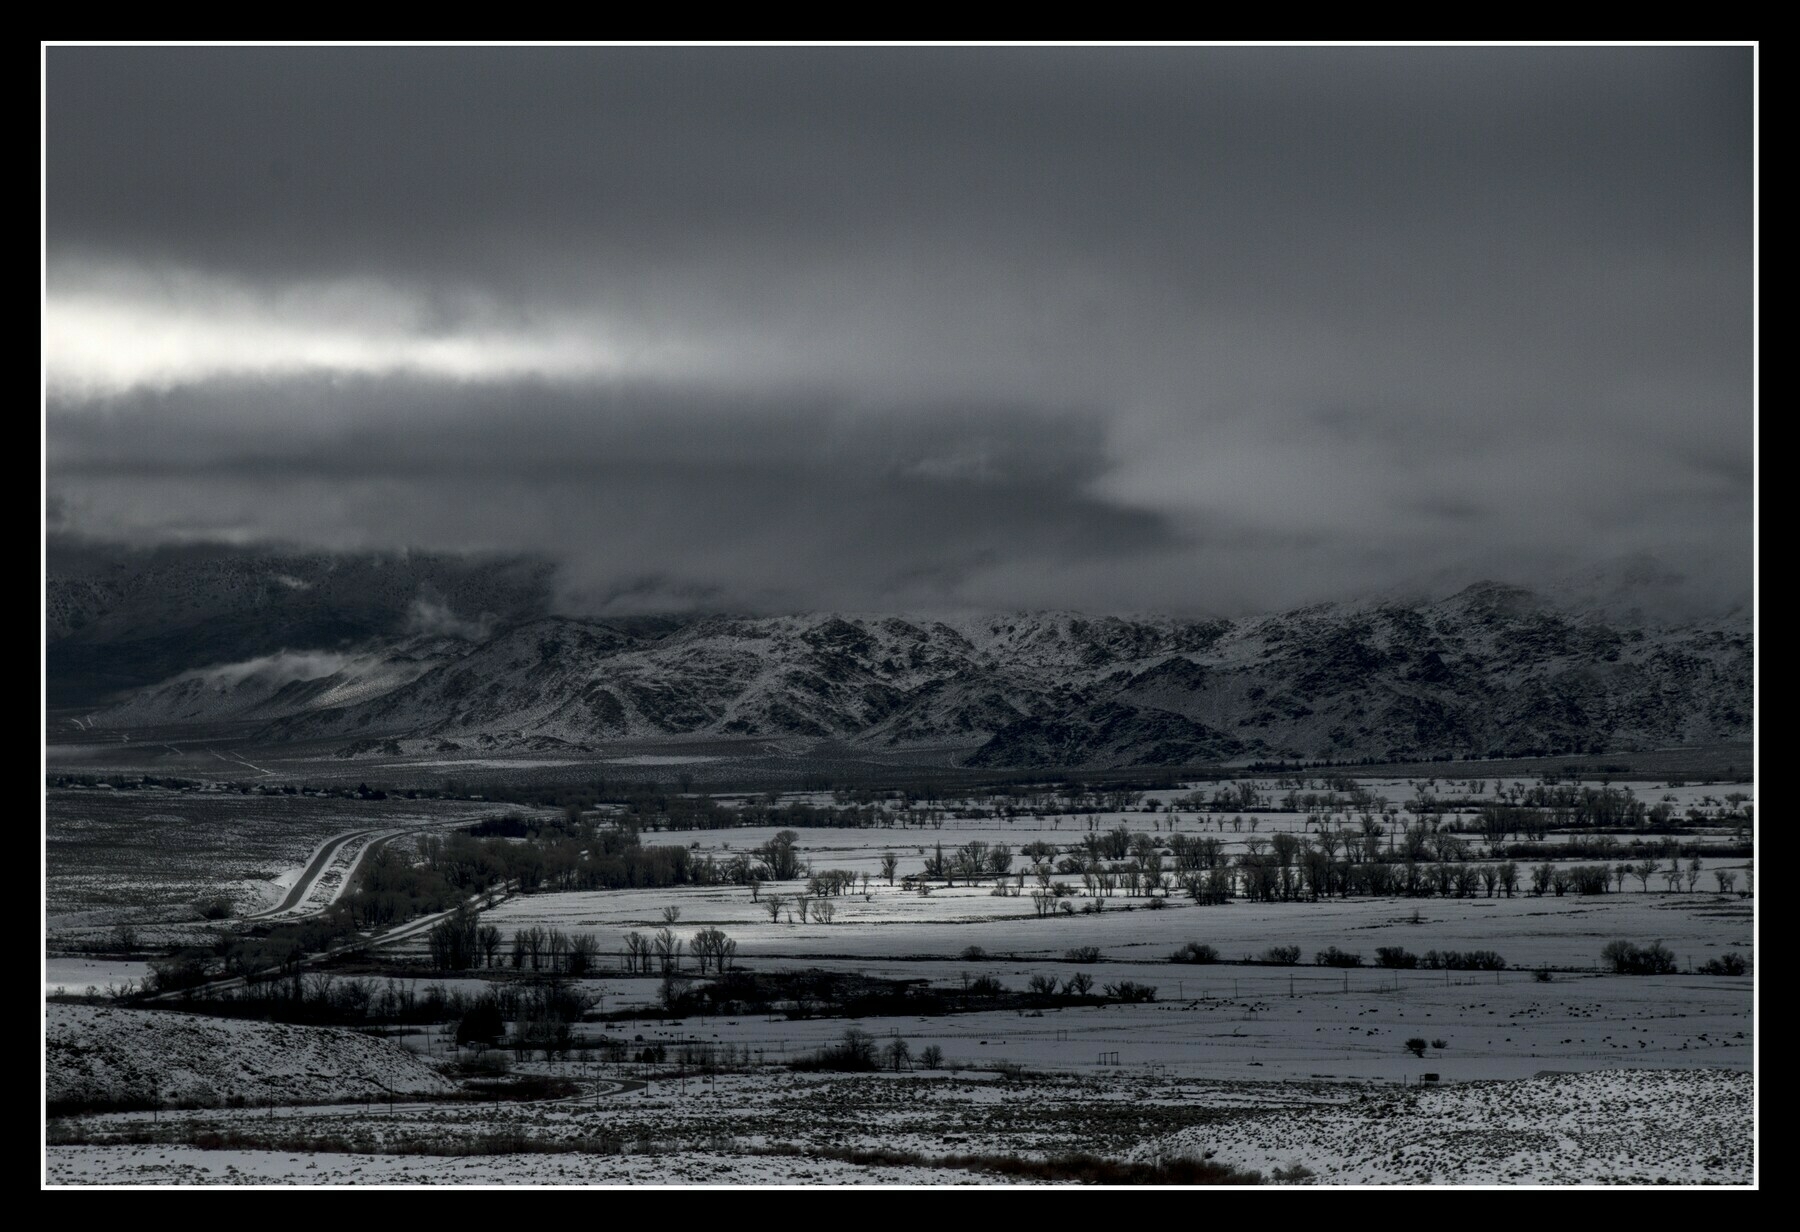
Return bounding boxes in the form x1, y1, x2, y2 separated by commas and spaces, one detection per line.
248, 828, 386, 918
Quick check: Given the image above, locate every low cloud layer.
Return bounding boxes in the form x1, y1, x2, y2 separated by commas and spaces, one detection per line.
45, 46, 1753, 616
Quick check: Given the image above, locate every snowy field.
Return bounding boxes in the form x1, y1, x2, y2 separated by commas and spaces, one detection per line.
633, 974, 1743, 1083
44, 1146, 1010, 1185
1137, 1068, 1753, 1184
45, 957, 153, 997
459, 876, 1753, 974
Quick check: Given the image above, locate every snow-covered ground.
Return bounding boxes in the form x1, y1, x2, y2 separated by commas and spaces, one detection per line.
44, 1064, 1753, 1186
43, 1146, 1028, 1186
1137, 1068, 1753, 1184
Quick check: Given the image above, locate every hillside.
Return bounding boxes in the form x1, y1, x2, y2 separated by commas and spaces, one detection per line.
45, 1004, 457, 1110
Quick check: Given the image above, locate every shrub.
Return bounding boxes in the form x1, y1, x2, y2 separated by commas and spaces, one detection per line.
1419, 949, 1507, 971
791, 1027, 882, 1072
1375, 946, 1418, 969
1170, 942, 1220, 964
1064, 946, 1102, 963
1261, 945, 1301, 966
1568, 865, 1611, 895
1601, 940, 1679, 975
1430, 1039, 1447, 1049
1315, 946, 1363, 968
455, 997, 505, 1046
456, 1047, 512, 1076
1698, 952, 1748, 976
196, 898, 233, 920
918, 1044, 944, 1069
1533, 968, 1554, 983
1405, 1037, 1428, 1058
1103, 980, 1157, 1003
960, 945, 988, 961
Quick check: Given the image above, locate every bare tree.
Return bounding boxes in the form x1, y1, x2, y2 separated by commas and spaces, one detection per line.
691, 927, 734, 974
814, 898, 836, 924
623, 930, 651, 974
652, 926, 683, 974
763, 894, 786, 924
566, 932, 600, 976
661, 905, 682, 925
1713, 869, 1737, 895
880, 851, 899, 885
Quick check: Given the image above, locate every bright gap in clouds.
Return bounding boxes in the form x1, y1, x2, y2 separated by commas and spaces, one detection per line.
44, 267, 664, 398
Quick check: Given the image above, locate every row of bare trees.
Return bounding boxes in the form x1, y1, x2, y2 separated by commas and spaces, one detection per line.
759, 894, 836, 923
621, 926, 738, 974
505, 926, 602, 974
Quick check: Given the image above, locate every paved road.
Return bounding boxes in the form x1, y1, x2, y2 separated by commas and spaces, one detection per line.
248, 828, 384, 918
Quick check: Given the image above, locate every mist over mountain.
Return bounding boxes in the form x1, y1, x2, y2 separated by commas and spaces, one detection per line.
44, 536, 555, 707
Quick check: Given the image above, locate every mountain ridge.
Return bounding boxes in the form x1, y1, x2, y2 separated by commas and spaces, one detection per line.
65, 584, 1752, 769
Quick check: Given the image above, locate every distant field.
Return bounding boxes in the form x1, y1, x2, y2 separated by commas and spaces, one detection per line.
1318, 743, 1754, 784
44, 727, 984, 792
44, 788, 508, 928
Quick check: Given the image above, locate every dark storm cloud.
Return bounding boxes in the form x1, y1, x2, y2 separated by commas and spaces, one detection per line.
44, 45, 1754, 614
46, 378, 1178, 613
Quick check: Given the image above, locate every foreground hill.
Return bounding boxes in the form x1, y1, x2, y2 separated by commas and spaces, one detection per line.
45, 1004, 457, 1111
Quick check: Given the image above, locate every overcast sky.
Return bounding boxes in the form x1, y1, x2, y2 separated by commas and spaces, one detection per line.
44, 45, 1753, 616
